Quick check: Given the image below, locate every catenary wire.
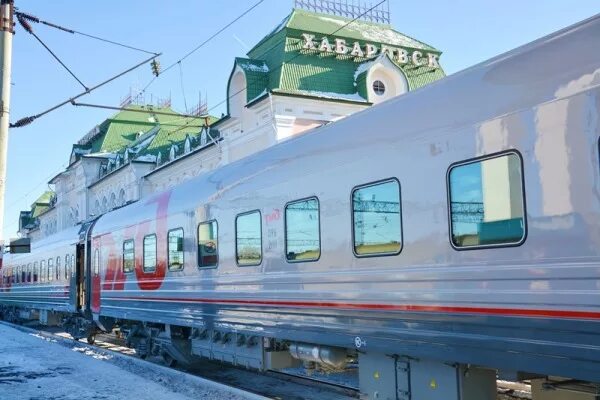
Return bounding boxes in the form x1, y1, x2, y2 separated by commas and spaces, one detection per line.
162, 0, 388, 136
15, 11, 158, 55
10, 53, 160, 128
16, 13, 88, 90
133, 0, 265, 101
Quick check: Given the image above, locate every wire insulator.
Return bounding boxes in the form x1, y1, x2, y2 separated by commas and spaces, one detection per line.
16, 11, 40, 24
10, 116, 37, 128
16, 13, 33, 34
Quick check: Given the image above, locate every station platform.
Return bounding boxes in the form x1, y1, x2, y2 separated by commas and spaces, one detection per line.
0, 322, 264, 400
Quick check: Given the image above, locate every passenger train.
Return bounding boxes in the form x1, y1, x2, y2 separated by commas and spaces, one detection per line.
1, 14, 600, 399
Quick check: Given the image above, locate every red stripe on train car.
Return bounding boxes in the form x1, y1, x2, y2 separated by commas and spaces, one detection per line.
108, 296, 600, 320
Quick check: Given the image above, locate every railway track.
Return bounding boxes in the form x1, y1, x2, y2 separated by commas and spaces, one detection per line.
4, 320, 531, 400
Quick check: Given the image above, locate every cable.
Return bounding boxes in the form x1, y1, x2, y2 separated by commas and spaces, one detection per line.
178, 62, 188, 112
133, 0, 265, 102
3, 163, 67, 215
16, 13, 88, 90
162, 0, 388, 136
10, 53, 160, 128
71, 101, 206, 124
16, 11, 158, 55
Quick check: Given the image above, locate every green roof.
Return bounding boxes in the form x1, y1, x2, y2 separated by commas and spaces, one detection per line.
138, 113, 217, 158
229, 8, 445, 110
87, 105, 169, 153
30, 190, 55, 218
282, 8, 437, 52
74, 105, 216, 161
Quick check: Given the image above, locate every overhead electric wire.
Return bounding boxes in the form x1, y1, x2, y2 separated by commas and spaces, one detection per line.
134, 0, 265, 101
16, 13, 88, 90
15, 10, 158, 55
10, 53, 160, 128
71, 101, 206, 125
163, 0, 388, 137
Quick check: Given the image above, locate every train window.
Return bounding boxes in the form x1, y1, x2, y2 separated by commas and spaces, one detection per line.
448, 152, 526, 248
123, 240, 135, 273
33, 261, 38, 283
198, 220, 218, 269
168, 228, 184, 271
71, 254, 75, 277
65, 254, 69, 280
235, 211, 262, 266
143, 234, 157, 272
56, 257, 61, 281
352, 179, 402, 257
285, 197, 321, 262
40, 260, 46, 283
48, 258, 54, 282
27, 263, 32, 283
93, 249, 100, 275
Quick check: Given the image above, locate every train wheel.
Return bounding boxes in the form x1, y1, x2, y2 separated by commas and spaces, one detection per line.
87, 335, 96, 345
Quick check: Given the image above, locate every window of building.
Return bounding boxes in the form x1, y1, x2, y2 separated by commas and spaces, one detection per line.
143, 234, 157, 272
285, 197, 320, 262
236, 211, 262, 266
48, 258, 54, 282
123, 240, 135, 273
93, 249, 100, 275
65, 254, 70, 280
352, 179, 402, 256
373, 80, 386, 96
198, 221, 218, 268
40, 260, 46, 283
168, 228, 184, 271
448, 152, 526, 248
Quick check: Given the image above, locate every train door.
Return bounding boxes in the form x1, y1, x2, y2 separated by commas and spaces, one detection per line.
76, 243, 85, 311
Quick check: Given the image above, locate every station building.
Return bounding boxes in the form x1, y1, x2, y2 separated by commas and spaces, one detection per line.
17, 6, 445, 240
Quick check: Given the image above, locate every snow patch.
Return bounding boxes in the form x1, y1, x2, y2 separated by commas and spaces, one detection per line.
248, 89, 268, 104
135, 154, 158, 162
286, 89, 367, 102
315, 16, 431, 49
241, 62, 269, 73
73, 346, 113, 360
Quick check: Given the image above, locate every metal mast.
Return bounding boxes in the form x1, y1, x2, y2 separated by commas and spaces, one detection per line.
0, 0, 14, 243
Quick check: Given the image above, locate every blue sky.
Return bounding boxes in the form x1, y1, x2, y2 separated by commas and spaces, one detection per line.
4, 0, 599, 237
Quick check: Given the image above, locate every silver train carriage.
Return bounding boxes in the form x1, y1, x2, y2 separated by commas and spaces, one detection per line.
2, 13, 600, 399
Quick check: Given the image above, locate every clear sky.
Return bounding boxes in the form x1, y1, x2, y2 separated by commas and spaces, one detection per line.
3, 0, 598, 237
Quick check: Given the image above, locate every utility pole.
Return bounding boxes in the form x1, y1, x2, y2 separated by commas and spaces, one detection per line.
0, 0, 14, 246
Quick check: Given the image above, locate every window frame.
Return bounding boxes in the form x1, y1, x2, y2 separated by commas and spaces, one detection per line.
446, 150, 527, 251
142, 234, 157, 272
122, 239, 135, 274
56, 256, 61, 281
40, 260, 46, 283
47, 258, 54, 282
167, 228, 185, 271
93, 249, 100, 275
284, 196, 321, 263
351, 177, 403, 258
235, 210, 263, 267
197, 220, 219, 269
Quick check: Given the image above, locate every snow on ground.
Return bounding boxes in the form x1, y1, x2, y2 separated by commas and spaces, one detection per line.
0, 323, 263, 400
